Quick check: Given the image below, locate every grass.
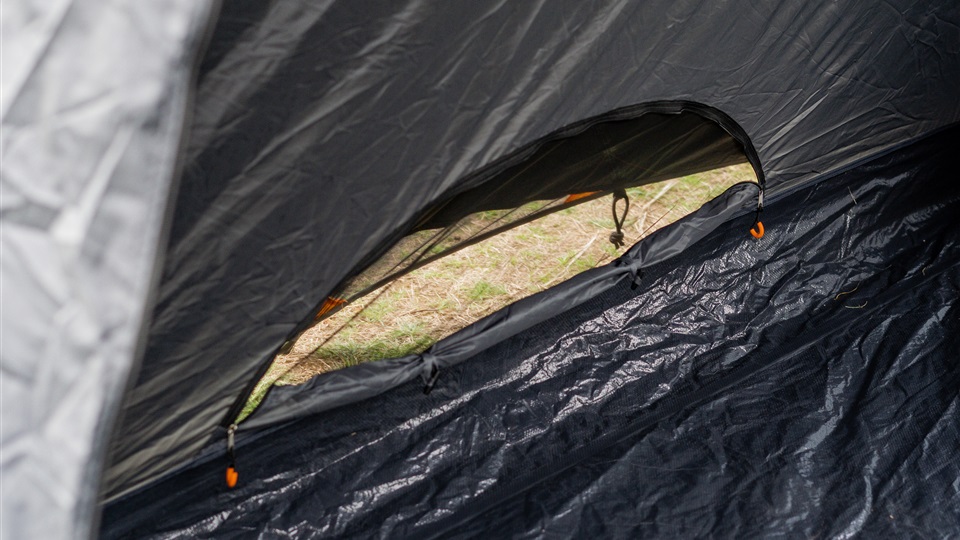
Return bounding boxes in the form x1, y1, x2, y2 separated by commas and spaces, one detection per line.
235, 163, 756, 422
467, 281, 508, 302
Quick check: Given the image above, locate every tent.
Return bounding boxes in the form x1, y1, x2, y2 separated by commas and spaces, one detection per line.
3, 1, 959, 538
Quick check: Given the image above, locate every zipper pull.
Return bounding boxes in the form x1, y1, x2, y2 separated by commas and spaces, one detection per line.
225, 423, 238, 488
749, 186, 765, 239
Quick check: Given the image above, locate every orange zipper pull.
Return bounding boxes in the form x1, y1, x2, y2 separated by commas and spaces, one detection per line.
226, 423, 238, 488
749, 187, 765, 239
226, 466, 238, 488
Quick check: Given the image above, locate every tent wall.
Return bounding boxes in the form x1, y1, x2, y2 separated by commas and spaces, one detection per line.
102, 125, 960, 538
103, 0, 960, 499
0, 1, 215, 538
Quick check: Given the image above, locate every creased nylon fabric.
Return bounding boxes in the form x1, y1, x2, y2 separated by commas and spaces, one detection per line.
0, 1, 213, 538
105, 0, 960, 498
102, 123, 960, 539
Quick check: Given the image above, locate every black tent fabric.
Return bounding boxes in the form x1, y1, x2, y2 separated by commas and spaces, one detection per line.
102, 0, 960, 501
5, 2, 960, 538
103, 125, 960, 538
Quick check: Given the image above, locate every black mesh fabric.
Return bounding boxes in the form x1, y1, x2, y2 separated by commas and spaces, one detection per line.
102, 126, 960, 538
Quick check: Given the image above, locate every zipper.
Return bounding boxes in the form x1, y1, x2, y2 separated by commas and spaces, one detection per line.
225, 423, 238, 488
219, 99, 766, 428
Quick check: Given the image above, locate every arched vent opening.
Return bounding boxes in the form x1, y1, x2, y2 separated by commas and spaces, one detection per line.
237, 102, 760, 421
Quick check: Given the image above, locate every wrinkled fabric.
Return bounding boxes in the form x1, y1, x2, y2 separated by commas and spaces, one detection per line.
0, 1, 215, 539
106, 0, 960, 498
102, 124, 960, 538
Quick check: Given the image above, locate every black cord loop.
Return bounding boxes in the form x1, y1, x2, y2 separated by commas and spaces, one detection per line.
609, 189, 629, 249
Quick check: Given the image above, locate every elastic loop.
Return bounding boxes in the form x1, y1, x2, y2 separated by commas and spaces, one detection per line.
609, 189, 629, 249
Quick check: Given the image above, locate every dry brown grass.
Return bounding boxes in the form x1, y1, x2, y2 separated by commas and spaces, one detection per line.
237, 164, 755, 421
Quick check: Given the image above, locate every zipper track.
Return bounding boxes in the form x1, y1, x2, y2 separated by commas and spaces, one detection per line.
221, 100, 765, 427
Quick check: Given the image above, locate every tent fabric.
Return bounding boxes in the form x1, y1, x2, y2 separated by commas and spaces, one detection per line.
0, 1, 215, 539
101, 124, 960, 538
103, 0, 960, 500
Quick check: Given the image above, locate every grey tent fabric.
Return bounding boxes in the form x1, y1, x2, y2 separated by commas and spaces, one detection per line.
104, 0, 960, 500
0, 1, 214, 538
